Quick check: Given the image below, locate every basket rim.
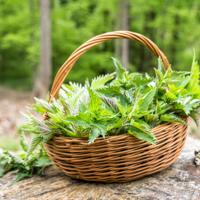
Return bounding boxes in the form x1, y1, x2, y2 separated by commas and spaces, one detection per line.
48, 121, 187, 143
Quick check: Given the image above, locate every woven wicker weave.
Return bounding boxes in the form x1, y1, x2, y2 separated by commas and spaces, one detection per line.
45, 31, 188, 183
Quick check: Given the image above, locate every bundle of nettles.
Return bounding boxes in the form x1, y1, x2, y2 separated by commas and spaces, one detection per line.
0, 57, 200, 181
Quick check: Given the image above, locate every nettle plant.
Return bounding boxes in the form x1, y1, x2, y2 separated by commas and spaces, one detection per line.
0, 57, 200, 180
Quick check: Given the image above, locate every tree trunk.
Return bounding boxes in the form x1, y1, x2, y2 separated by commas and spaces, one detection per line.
115, 0, 129, 68
34, 0, 51, 98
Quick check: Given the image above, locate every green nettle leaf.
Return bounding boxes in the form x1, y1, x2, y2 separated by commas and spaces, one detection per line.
130, 119, 152, 132
1, 57, 200, 181
89, 126, 106, 144
27, 136, 43, 156
42, 132, 55, 143
128, 126, 156, 144
130, 73, 152, 87
34, 155, 52, 167
156, 101, 171, 115
106, 118, 123, 132
165, 91, 177, 101
88, 88, 103, 112
111, 57, 126, 78
15, 172, 32, 182
34, 98, 52, 113
116, 100, 132, 117
20, 134, 29, 152
128, 119, 156, 144
158, 57, 165, 73
101, 96, 118, 112
190, 55, 199, 84
136, 89, 156, 112
91, 73, 115, 90
0, 151, 15, 177
188, 55, 200, 97
160, 114, 185, 124
175, 97, 200, 115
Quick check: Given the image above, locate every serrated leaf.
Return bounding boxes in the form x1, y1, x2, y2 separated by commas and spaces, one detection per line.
88, 88, 102, 111
15, 172, 32, 182
137, 89, 156, 112
91, 73, 115, 90
131, 119, 151, 132
34, 98, 51, 113
27, 136, 43, 156
158, 57, 165, 73
20, 134, 28, 152
111, 57, 126, 78
128, 126, 156, 144
160, 114, 185, 124
34, 155, 51, 167
188, 54, 200, 96
190, 54, 199, 86
88, 126, 106, 144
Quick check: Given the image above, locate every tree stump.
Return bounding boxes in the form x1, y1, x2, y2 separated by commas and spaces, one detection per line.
0, 136, 200, 200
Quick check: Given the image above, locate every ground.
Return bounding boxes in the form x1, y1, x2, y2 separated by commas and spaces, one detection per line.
0, 87, 32, 151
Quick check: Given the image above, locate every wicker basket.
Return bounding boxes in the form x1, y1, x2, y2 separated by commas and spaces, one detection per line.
45, 31, 188, 183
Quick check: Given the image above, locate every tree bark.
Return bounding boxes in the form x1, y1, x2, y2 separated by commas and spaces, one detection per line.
34, 0, 51, 98
115, 0, 129, 68
0, 136, 200, 200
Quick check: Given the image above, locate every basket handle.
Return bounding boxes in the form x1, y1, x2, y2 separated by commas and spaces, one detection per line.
49, 31, 170, 100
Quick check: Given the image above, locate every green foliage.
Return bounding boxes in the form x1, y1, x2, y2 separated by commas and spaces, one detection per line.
0, 57, 200, 181
91, 73, 115, 90
0, 0, 39, 89
0, 134, 51, 181
188, 55, 200, 98
19, 58, 200, 146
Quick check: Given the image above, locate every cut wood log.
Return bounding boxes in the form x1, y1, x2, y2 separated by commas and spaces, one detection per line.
0, 136, 200, 200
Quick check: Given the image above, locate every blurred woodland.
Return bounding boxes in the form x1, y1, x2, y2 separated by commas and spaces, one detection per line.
1, 0, 200, 95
